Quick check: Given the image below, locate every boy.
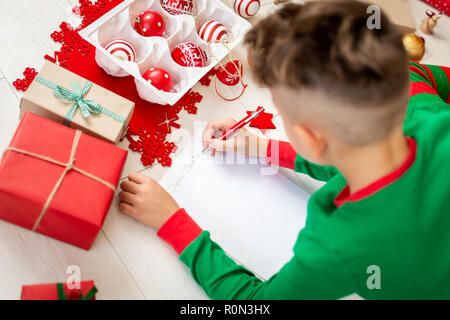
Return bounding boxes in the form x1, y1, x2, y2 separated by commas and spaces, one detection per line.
119, 0, 450, 299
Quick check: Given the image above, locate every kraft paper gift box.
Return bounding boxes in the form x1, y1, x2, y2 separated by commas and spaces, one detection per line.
20, 61, 135, 145
21, 281, 97, 300
0, 112, 127, 250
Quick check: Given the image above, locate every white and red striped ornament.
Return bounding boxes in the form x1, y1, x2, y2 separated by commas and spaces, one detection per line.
160, 0, 194, 15
198, 20, 229, 43
233, 0, 260, 18
171, 42, 207, 67
105, 40, 137, 62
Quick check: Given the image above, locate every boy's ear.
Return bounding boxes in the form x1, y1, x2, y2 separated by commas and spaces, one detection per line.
292, 124, 327, 161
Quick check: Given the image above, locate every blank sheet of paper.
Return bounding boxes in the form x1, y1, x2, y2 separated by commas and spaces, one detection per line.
159, 125, 310, 279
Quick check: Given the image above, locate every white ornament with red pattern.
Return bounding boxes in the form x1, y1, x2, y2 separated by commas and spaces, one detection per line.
171, 43, 208, 67
161, 0, 194, 15
198, 20, 229, 43
105, 40, 137, 62
233, 0, 260, 18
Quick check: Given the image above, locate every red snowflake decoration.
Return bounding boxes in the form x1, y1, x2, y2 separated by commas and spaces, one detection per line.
200, 68, 216, 86
173, 90, 203, 114
12, 0, 205, 168
12, 68, 38, 92
126, 130, 176, 167
44, 51, 70, 69
157, 112, 180, 134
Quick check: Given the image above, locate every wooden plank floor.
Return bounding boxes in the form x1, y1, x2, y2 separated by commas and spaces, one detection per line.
0, 0, 449, 299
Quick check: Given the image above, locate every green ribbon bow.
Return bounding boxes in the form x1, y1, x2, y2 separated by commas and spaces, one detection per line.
35, 75, 127, 127
56, 283, 98, 300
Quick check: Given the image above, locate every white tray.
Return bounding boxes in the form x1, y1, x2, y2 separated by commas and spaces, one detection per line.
79, 0, 252, 105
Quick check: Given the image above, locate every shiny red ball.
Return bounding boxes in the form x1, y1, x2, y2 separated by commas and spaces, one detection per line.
134, 11, 165, 37
171, 43, 207, 68
142, 67, 174, 92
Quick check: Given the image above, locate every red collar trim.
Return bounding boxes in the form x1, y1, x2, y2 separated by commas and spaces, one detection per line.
334, 138, 417, 208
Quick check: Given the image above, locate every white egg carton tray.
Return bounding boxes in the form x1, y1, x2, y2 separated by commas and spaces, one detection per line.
79, 0, 252, 106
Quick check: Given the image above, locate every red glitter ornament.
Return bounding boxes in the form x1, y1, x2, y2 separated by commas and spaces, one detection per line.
171, 43, 207, 67
142, 67, 174, 92
134, 11, 165, 37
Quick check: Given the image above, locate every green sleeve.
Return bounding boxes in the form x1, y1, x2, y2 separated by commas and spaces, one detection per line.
407, 63, 450, 125
294, 154, 339, 182
410, 62, 450, 102
180, 231, 356, 300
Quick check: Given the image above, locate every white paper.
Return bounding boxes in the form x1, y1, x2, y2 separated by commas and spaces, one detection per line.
159, 125, 310, 280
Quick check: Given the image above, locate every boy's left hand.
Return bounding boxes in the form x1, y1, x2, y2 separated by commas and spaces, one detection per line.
119, 172, 180, 229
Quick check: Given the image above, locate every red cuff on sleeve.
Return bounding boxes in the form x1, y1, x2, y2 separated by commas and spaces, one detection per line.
410, 82, 436, 97
266, 140, 297, 170
157, 208, 203, 255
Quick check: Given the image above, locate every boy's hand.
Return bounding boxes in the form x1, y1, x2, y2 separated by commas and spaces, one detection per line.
119, 172, 180, 230
202, 118, 269, 159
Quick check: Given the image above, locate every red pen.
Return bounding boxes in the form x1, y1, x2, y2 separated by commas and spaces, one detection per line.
202, 107, 265, 153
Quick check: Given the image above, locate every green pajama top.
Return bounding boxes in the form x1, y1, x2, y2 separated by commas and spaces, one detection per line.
157, 62, 450, 299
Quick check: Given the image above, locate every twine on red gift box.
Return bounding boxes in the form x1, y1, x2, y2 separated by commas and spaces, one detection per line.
6, 130, 115, 232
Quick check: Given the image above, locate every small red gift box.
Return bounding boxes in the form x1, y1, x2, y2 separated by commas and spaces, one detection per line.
21, 281, 97, 300
0, 112, 127, 250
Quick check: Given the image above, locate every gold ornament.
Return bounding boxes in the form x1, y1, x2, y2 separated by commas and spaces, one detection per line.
403, 33, 426, 62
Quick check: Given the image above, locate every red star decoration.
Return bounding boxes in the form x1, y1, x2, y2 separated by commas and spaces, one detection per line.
246, 107, 276, 132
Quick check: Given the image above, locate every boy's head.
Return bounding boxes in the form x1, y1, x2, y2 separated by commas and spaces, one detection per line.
245, 0, 410, 164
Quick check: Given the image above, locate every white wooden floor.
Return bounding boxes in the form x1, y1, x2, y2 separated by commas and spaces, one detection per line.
0, 0, 449, 300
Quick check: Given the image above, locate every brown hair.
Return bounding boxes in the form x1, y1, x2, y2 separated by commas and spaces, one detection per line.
245, 0, 410, 145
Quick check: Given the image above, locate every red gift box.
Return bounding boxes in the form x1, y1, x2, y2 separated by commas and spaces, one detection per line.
0, 112, 127, 250
21, 280, 97, 300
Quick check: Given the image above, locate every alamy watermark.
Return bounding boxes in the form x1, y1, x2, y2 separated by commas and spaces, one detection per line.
366, 265, 381, 290
66, 265, 82, 289
367, 5, 381, 30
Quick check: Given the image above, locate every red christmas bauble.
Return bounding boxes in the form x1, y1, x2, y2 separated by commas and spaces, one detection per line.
216, 60, 242, 86
142, 67, 174, 92
161, 0, 194, 15
134, 11, 165, 37
171, 43, 207, 67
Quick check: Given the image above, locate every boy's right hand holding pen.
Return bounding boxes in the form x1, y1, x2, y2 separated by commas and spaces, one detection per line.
202, 118, 269, 161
